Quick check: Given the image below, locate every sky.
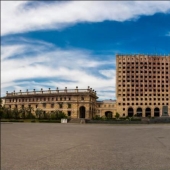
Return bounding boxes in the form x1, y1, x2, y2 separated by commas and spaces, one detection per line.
1, 1, 170, 100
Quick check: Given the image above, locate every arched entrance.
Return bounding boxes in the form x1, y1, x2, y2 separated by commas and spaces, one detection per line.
105, 111, 112, 118
79, 106, 85, 118
128, 108, 134, 117
136, 108, 142, 117
154, 108, 160, 117
145, 107, 151, 117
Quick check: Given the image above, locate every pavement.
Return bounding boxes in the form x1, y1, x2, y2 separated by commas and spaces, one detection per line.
1, 123, 170, 170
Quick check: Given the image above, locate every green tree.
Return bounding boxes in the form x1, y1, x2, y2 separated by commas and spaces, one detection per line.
12, 108, 20, 119
53, 110, 67, 120
115, 112, 120, 120
35, 108, 43, 120
25, 106, 34, 119
19, 107, 26, 119
0, 106, 5, 119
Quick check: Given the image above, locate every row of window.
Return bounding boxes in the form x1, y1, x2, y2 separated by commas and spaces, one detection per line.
9, 103, 72, 109
119, 57, 169, 61
119, 71, 169, 75
118, 77, 169, 81
118, 103, 169, 106
122, 98, 169, 101
120, 67, 169, 69
7, 97, 85, 103
118, 84, 169, 88
119, 89, 169, 92
98, 104, 115, 107
119, 62, 169, 65
118, 93, 169, 97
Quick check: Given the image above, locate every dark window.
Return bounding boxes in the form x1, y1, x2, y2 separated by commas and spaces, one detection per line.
68, 103, 71, 108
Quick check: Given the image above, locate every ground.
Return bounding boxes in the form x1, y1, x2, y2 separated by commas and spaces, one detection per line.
1, 123, 170, 170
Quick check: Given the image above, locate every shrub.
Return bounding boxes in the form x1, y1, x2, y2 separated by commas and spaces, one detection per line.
115, 112, 120, 119
93, 115, 102, 120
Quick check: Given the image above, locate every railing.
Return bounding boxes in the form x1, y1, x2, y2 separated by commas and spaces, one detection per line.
6, 88, 97, 97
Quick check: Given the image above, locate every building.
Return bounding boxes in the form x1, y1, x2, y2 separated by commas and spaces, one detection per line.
116, 54, 170, 117
96, 100, 117, 118
3, 86, 98, 119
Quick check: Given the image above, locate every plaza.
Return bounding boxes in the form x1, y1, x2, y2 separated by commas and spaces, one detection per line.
1, 123, 170, 170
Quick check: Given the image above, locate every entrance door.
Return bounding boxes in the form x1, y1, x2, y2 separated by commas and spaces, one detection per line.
79, 106, 85, 118
128, 108, 134, 117
145, 107, 151, 117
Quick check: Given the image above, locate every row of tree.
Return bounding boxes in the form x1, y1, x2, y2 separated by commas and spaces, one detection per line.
0, 105, 67, 120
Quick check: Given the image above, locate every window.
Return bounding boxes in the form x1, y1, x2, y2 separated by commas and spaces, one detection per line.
51, 104, 54, 108
43, 103, 46, 108
68, 111, 71, 117
68, 103, 71, 108
81, 97, 84, 100
59, 103, 63, 108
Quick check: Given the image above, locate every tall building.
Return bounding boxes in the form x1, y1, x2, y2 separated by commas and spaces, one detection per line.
116, 54, 170, 117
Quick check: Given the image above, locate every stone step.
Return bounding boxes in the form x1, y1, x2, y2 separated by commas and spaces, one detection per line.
68, 118, 86, 124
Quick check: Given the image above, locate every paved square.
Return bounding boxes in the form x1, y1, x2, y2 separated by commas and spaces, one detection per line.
1, 123, 170, 170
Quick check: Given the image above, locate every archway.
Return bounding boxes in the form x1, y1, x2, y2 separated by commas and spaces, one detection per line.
105, 111, 112, 118
145, 107, 151, 117
154, 108, 160, 117
136, 108, 142, 117
128, 108, 134, 117
79, 106, 85, 118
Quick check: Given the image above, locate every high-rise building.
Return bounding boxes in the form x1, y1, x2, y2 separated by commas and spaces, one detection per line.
116, 54, 170, 117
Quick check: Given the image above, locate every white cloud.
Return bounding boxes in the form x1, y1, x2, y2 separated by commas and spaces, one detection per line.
2, 1, 170, 36
99, 70, 116, 78
166, 32, 170, 36
1, 39, 116, 100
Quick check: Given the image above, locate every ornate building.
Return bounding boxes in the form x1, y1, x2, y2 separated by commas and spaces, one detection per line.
4, 86, 98, 119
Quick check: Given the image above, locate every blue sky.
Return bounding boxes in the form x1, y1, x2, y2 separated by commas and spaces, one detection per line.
1, 1, 170, 100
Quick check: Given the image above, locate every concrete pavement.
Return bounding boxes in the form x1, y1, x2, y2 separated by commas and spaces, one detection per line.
1, 123, 170, 170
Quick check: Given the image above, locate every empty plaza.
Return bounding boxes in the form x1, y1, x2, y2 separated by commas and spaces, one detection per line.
1, 123, 170, 170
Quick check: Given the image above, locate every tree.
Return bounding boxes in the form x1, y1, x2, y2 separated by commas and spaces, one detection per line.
25, 106, 34, 119
12, 108, 20, 119
115, 112, 120, 120
19, 107, 26, 119
35, 108, 43, 119
0, 106, 4, 119
3, 107, 13, 119
52, 110, 67, 120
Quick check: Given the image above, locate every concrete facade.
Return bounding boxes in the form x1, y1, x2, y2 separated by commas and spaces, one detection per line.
116, 54, 170, 117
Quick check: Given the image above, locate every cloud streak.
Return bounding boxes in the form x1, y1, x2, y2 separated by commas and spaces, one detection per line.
1, 39, 116, 100
2, 1, 170, 36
